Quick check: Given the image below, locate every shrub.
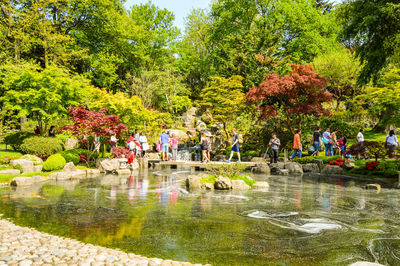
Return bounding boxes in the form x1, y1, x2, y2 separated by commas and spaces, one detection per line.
349, 141, 387, 162
365, 161, 379, 171
20, 136, 63, 159
43, 154, 66, 171
200, 175, 256, 187
13, 164, 23, 172
56, 133, 73, 143
242, 150, 259, 158
328, 158, 347, 166
0, 155, 21, 164
4, 132, 35, 151
207, 163, 247, 179
59, 150, 81, 165
376, 160, 400, 176
294, 155, 342, 164
111, 147, 130, 159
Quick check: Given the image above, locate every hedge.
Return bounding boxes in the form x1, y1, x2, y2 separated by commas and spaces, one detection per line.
20, 136, 63, 159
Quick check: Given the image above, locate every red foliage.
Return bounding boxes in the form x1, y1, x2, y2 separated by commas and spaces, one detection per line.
62, 106, 128, 138
111, 147, 130, 159
246, 64, 332, 127
328, 158, 347, 166
365, 161, 379, 171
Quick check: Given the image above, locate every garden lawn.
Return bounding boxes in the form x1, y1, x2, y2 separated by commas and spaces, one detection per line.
347, 129, 386, 145
0, 170, 58, 184
0, 149, 22, 158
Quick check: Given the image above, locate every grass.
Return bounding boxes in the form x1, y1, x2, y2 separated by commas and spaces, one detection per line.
201, 175, 257, 186
0, 170, 58, 183
0, 149, 22, 158
347, 129, 387, 145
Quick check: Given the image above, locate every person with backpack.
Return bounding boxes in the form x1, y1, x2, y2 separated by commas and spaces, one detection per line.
227, 128, 241, 163
269, 133, 280, 163
312, 127, 321, 156
289, 130, 302, 160
322, 128, 333, 157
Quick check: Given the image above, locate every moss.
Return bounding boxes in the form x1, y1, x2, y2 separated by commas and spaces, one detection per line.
201, 175, 256, 187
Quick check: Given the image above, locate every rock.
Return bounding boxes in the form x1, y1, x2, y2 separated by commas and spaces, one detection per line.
166, 129, 189, 142
182, 107, 197, 128
186, 175, 202, 189
342, 161, 355, 170
284, 162, 303, 175
69, 170, 86, 179
211, 135, 226, 154
214, 176, 231, 190
231, 180, 250, 190
117, 169, 131, 176
365, 184, 381, 191
99, 159, 121, 173
10, 176, 33, 187
145, 153, 160, 160
129, 160, 139, 170
0, 169, 21, 175
64, 138, 79, 150
86, 169, 101, 177
270, 163, 285, 173
252, 181, 270, 189
9, 159, 34, 173
250, 157, 266, 163
201, 183, 214, 190
349, 262, 385, 266
302, 163, 320, 173
20, 155, 43, 164
312, 159, 324, 172
253, 162, 270, 174
33, 165, 43, 172
19, 259, 33, 266
63, 162, 76, 172
321, 165, 343, 175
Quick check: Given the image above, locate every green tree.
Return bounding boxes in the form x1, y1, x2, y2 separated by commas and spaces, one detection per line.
313, 49, 361, 110
340, 0, 400, 84
197, 75, 246, 137
0, 62, 91, 132
356, 67, 400, 131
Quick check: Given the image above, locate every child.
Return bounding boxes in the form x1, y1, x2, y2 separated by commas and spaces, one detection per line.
338, 136, 347, 157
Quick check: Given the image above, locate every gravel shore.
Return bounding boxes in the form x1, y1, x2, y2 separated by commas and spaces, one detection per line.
0, 218, 206, 266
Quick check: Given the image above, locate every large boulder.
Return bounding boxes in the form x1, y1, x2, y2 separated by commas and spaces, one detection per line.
302, 163, 320, 173
321, 165, 344, 175
86, 169, 101, 177
99, 159, 120, 173
9, 159, 34, 173
342, 161, 355, 171
284, 162, 303, 175
312, 159, 324, 172
182, 107, 197, 128
251, 157, 266, 163
214, 176, 232, 190
117, 169, 131, 176
252, 161, 270, 174
201, 182, 214, 190
201, 110, 213, 124
0, 169, 21, 175
10, 176, 46, 187
166, 129, 189, 141
63, 162, 76, 172
49, 170, 86, 181
33, 165, 43, 172
20, 155, 43, 164
270, 162, 285, 174
186, 175, 202, 189
252, 181, 270, 189
64, 138, 79, 149
232, 180, 250, 190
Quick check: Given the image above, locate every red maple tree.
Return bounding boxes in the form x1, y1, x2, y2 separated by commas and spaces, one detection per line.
62, 106, 128, 163
246, 64, 332, 131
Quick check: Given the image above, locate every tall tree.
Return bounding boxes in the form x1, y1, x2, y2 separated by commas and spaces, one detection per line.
340, 0, 400, 84
313, 49, 361, 110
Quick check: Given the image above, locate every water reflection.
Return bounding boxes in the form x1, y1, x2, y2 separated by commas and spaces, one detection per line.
0, 171, 399, 265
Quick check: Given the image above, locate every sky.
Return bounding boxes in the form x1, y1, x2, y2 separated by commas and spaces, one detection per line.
124, 0, 212, 31
124, 0, 342, 32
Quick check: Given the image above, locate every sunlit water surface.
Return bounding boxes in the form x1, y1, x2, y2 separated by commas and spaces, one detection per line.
0, 169, 399, 265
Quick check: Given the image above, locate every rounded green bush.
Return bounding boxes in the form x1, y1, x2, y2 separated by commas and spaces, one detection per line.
43, 154, 66, 171
4, 132, 35, 151
59, 150, 81, 165
20, 136, 63, 159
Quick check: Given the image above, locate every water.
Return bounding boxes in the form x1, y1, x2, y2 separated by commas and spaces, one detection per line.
0, 170, 399, 265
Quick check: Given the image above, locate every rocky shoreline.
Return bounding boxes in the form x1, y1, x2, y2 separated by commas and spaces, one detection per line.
0, 217, 206, 266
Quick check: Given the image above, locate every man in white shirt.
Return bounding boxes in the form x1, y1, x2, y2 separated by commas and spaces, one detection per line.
357, 129, 365, 143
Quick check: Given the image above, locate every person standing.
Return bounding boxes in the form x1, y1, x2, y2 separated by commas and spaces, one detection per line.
357, 128, 366, 159
34, 126, 41, 135
269, 133, 280, 163
227, 128, 241, 163
290, 130, 302, 159
200, 133, 210, 163
134, 129, 140, 141
48, 126, 56, 137
139, 132, 149, 157
170, 133, 178, 161
94, 134, 101, 153
338, 136, 347, 157
207, 134, 212, 162
110, 134, 118, 148
312, 127, 321, 156
357, 128, 365, 143
331, 129, 339, 155
386, 130, 398, 158
159, 131, 170, 161
322, 128, 333, 157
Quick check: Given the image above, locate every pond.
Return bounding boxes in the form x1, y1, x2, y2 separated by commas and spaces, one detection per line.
0, 169, 399, 265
